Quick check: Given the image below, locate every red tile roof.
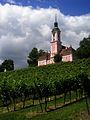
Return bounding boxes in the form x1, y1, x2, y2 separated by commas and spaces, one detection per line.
61, 47, 73, 56
38, 52, 50, 61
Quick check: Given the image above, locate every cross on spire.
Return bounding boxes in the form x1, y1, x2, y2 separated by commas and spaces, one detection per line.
55, 14, 57, 22
54, 14, 58, 28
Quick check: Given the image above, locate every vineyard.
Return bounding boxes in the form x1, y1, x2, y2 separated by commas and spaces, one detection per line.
0, 58, 90, 115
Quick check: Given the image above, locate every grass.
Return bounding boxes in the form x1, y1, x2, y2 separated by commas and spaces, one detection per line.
0, 91, 80, 114
0, 97, 90, 120
30, 99, 90, 120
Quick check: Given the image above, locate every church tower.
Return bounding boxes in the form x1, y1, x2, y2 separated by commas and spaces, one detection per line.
50, 15, 62, 58
38, 15, 74, 66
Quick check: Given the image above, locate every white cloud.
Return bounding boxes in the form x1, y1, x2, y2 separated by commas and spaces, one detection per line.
37, 24, 51, 37
0, 4, 90, 68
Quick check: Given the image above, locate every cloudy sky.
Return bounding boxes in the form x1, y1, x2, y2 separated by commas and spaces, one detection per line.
0, 0, 90, 68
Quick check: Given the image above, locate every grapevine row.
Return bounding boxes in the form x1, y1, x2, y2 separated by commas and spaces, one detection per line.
0, 58, 90, 112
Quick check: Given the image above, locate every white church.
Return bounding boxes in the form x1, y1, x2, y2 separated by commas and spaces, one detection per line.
38, 16, 75, 66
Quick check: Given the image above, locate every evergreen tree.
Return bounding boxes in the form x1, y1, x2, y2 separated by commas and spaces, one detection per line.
0, 65, 4, 72
76, 35, 90, 59
27, 48, 45, 66
27, 48, 39, 66
2, 59, 14, 71
54, 54, 62, 63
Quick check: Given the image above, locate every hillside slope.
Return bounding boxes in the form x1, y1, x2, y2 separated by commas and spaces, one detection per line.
0, 58, 90, 119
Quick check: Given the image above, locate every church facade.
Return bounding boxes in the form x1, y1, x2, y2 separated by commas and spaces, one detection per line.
38, 17, 75, 66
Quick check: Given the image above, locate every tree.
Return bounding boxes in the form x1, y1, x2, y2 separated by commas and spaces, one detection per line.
27, 48, 39, 66
38, 49, 45, 57
54, 54, 62, 63
76, 35, 90, 59
2, 59, 14, 71
27, 48, 46, 66
0, 65, 4, 72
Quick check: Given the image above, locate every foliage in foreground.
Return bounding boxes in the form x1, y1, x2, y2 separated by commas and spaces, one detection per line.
0, 98, 90, 120
0, 58, 90, 113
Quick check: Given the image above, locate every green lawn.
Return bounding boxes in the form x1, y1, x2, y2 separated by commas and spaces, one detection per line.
30, 99, 90, 120
0, 98, 90, 120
